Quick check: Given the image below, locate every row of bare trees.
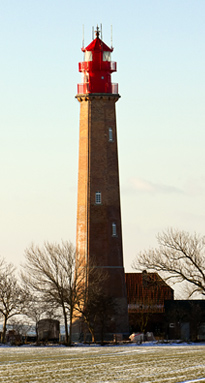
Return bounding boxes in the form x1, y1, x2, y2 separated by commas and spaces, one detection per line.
1, 229, 204, 343
0, 241, 114, 345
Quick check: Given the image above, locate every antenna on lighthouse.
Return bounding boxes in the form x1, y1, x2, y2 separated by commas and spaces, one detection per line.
111, 25, 113, 48
92, 26, 94, 40
100, 23, 103, 39
82, 25, 84, 49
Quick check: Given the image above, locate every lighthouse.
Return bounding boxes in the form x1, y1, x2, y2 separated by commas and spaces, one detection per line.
75, 26, 129, 340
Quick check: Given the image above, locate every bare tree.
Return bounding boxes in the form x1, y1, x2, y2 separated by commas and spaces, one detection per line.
74, 267, 116, 343
75, 292, 116, 344
0, 261, 26, 343
0, 258, 4, 272
21, 289, 59, 342
8, 319, 34, 344
75, 285, 103, 343
22, 241, 83, 345
132, 228, 205, 297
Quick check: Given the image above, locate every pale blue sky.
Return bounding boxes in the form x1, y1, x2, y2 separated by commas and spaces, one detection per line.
0, 1, 204, 278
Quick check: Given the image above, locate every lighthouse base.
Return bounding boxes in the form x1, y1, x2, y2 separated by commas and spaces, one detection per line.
72, 297, 129, 343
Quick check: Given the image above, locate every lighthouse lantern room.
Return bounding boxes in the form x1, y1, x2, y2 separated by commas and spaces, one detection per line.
77, 26, 118, 94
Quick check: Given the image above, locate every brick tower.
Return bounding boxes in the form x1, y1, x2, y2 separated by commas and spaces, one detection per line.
75, 26, 129, 340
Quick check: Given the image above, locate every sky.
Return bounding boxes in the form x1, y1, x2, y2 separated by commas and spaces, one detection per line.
0, 1, 205, 287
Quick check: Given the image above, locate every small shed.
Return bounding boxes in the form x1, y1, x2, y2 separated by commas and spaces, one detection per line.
37, 319, 60, 342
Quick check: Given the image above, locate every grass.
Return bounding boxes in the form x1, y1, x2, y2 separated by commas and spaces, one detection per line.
0, 344, 205, 382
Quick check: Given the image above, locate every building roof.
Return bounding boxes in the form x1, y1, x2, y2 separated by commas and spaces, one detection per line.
82, 37, 113, 53
125, 272, 174, 313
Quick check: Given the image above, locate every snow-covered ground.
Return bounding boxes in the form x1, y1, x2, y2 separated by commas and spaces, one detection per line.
0, 343, 205, 382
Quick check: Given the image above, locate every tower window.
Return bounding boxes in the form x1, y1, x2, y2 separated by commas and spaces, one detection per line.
109, 128, 113, 142
95, 192, 102, 204
112, 222, 117, 236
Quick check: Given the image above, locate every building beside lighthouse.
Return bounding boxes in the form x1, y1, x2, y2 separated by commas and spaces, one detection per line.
74, 26, 129, 341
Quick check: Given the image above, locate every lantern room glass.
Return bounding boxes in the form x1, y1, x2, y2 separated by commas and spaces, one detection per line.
103, 51, 111, 61
84, 51, 92, 61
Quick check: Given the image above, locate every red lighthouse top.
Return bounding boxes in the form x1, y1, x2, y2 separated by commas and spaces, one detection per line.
77, 26, 118, 95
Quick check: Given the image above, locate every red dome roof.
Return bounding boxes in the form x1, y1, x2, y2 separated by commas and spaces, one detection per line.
82, 37, 113, 53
